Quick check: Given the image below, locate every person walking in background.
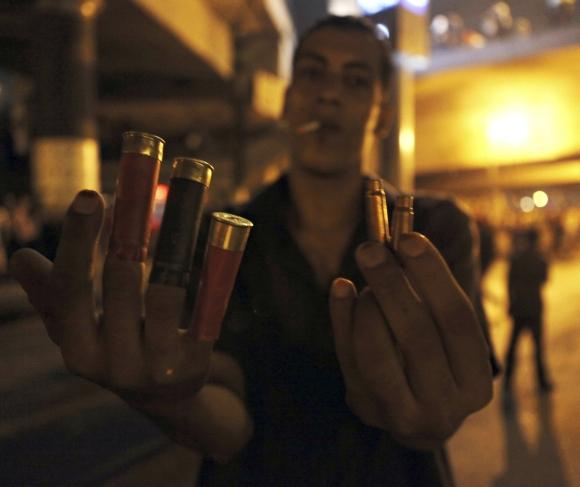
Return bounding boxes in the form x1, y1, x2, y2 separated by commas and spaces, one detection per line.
504, 227, 552, 393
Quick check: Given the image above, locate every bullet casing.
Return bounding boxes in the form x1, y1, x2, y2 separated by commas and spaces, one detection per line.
365, 179, 390, 244
391, 195, 414, 251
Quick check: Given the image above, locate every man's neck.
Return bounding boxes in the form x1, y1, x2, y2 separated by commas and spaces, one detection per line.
287, 166, 364, 234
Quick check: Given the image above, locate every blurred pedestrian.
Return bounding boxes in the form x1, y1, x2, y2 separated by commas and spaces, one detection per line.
504, 227, 553, 393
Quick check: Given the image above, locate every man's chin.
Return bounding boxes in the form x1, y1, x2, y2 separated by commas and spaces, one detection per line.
293, 156, 359, 179
296, 164, 351, 179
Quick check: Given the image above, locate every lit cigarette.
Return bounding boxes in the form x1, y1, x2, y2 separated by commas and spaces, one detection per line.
295, 120, 321, 135
391, 195, 414, 251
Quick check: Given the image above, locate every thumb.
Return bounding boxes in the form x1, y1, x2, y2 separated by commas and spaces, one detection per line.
9, 248, 53, 319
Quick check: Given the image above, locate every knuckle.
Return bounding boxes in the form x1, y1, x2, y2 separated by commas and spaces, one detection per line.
466, 379, 493, 412
431, 412, 458, 440
421, 406, 458, 441
392, 408, 422, 439
149, 365, 179, 387
374, 266, 405, 296
444, 300, 477, 336
108, 368, 141, 392
62, 351, 98, 381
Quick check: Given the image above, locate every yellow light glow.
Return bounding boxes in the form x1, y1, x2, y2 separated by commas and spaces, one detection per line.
80, 0, 101, 17
399, 128, 415, 155
520, 196, 535, 213
487, 111, 531, 148
533, 190, 549, 208
415, 47, 580, 173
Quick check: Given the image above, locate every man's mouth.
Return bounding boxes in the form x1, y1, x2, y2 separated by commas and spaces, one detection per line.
294, 120, 341, 137
317, 121, 341, 134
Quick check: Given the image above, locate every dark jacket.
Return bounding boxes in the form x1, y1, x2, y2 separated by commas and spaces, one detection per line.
199, 175, 497, 487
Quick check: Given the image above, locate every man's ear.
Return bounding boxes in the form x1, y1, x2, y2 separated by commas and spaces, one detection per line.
375, 101, 395, 139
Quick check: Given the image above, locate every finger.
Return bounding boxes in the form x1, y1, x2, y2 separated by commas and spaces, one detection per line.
9, 248, 51, 310
353, 289, 419, 429
50, 191, 104, 350
397, 233, 492, 397
9, 249, 57, 340
330, 279, 395, 428
329, 277, 359, 385
102, 256, 145, 375
145, 283, 186, 348
145, 284, 212, 389
53, 190, 104, 285
355, 242, 457, 402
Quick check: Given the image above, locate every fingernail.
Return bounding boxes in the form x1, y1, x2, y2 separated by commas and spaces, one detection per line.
358, 242, 387, 268
72, 190, 98, 214
332, 278, 353, 299
398, 234, 428, 257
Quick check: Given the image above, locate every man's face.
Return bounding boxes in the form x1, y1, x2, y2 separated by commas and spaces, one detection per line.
284, 26, 389, 177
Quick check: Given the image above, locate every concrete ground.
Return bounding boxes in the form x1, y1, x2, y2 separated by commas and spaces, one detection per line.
449, 255, 580, 487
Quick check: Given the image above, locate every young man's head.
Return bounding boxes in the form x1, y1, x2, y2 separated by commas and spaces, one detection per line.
283, 16, 395, 178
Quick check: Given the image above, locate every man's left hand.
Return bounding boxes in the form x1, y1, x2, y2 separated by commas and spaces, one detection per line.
329, 232, 492, 450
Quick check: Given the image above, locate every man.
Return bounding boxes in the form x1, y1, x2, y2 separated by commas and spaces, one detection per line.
504, 227, 552, 393
10, 15, 495, 486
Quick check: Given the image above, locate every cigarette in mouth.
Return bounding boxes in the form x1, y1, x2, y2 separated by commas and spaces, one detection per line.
295, 120, 321, 135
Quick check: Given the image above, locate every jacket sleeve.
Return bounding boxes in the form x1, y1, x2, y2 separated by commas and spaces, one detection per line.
416, 196, 501, 376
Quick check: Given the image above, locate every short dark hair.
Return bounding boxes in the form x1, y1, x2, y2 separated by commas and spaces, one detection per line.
292, 15, 395, 90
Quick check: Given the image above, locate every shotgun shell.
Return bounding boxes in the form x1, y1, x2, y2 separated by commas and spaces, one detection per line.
109, 131, 164, 262
191, 212, 253, 341
150, 157, 214, 286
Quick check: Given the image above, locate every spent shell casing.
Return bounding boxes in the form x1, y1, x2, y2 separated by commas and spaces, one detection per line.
365, 178, 390, 245
391, 194, 414, 251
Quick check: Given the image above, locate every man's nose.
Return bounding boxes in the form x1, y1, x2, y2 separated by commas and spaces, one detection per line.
316, 73, 341, 105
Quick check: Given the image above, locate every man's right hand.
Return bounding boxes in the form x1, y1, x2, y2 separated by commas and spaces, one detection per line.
9, 190, 213, 412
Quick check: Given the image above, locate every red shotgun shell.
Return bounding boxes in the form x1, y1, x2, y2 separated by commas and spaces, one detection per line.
191, 212, 253, 341
109, 131, 164, 262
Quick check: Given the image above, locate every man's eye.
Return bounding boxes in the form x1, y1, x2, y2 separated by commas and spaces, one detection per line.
297, 66, 324, 81
344, 74, 371, 88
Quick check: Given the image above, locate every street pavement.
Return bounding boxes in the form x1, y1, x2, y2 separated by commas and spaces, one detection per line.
449, 254, 580, 486
0, 281, 200, 486
1, 252, 580, 486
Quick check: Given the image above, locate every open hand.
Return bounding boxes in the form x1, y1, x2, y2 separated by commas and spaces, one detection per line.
9, 190, 213, 411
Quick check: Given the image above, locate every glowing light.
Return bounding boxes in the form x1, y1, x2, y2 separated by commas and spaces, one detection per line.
399, 128, 415, 154
486, 111, 531, 148
155, 184, 169, 203
533, 190, 549, 208
151, 183, 169, 230
431, 15, 450, 36
358, 0, 399, 14
520, 196, 535, 213
402, 0, 430, 11
358, 0, 429, 14
328, 0, 362, 15
80, 0, 101, 17
375, 23, 390, 39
